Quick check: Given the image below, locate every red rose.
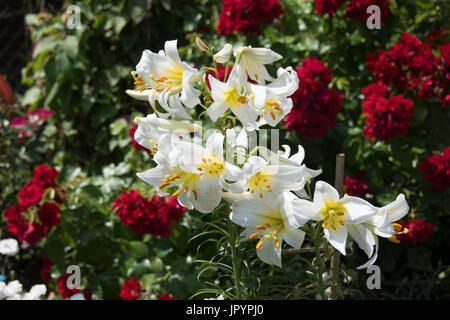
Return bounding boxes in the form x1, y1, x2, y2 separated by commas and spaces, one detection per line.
159, 293, 178, 300
113, 190, 185, 238
217, 0, 283, 36
285, 57, 343, 138
120, 277, 141, 300
314, 0, 346, 17
344, 173, 370, 197
397, 219, 434, 245
40, 252, 54, 284
418, 148, 450, 192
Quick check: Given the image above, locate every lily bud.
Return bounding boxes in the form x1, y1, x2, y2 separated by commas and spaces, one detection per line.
195, 36, 209, 52
213, 43, 232, 63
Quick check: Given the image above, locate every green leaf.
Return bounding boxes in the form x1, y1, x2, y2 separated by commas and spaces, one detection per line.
61, 35, 79, 59
32, 37, 57, 59
110, 118, 128, 135
127, 241, 150, 260
149, 257, 164, 273
22, 87, 41, 106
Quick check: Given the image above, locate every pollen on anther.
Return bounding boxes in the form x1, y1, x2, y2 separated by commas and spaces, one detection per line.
339, 220, 344, 226
322, 222, 327, 228
172, 189, 181, 197
249, 233, 260, 240
159, 181, 170, 188
337, 212, 345, 216
256, 225, 266, 230
276, 240, 280, 248
256, 240, 263, 250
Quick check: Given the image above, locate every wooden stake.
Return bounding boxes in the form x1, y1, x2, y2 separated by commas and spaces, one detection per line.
330, 153, 345, 299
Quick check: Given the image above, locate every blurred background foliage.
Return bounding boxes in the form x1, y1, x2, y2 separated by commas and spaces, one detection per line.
1, 0, 449, 299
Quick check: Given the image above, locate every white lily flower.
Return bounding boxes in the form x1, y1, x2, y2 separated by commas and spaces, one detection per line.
221, 154, 314, 199
135, 40, 201, 119
133, 113, 202, 154
207, 65, 259, 127
138, 132, 238, 213
292, 181, 378, 255
356, 194, 410, 269
230, 192, 307, 267
250, 67, 299, 126
214, 43, 233, 63
235, 46, 283, 84
125, 88, 152, 101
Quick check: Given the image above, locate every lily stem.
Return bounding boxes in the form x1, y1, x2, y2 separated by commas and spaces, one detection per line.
330, 153, 345, 299
312, 224, 328, 300
227, 216, 243, 300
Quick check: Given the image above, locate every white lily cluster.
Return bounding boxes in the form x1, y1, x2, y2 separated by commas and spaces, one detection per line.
126, 39, 410, 269
127, 40, 299, 129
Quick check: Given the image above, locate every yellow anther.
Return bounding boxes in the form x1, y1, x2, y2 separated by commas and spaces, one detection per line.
256, 240, 263, 250
339, 220, 345, 226
388, 235, 400, 244
273, 230, 277, 236
337, 212, 345, 216
172, 189, 181, 197
169, 175, 180, 181
324, 215, 329, 221
249, 233, 261, 240
322, 222, 327, 228
237, 96, 248, 104
184, 186, 189, 193
193, 190, 198, 200
392, 223, 403, 233
250, 189, 255, 193
265, 223, 271, 228
159, 181, 171, 188
276, 240, 280, 248
256, 225, 266, 230
197, 167, 202, 171
156, 76, 168, 82
331, 225, 337, 231
259, 193, 263, 198
270, 112, 276, 120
